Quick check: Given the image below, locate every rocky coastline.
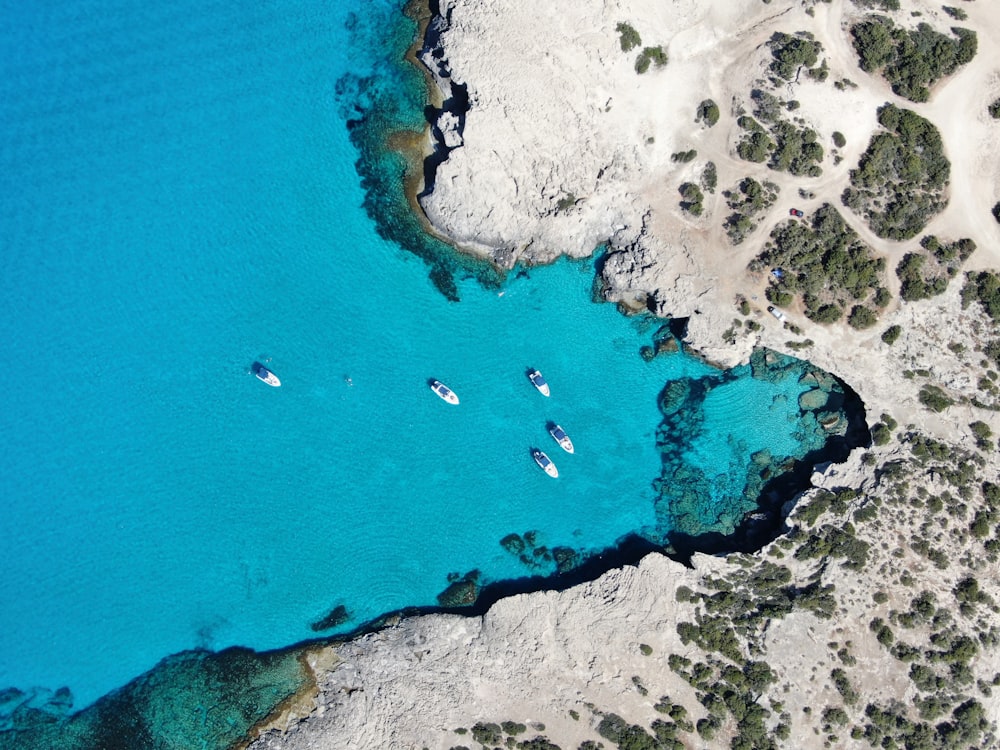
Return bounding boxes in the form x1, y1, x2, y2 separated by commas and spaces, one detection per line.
248, 0, 1000, 748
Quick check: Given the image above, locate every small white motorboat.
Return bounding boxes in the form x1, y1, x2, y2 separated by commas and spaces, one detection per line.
528, 369, 550, 397
430, 379, 459, 405
252, 362, 281, 387
532, 448, 558, 478
548, 424, 574, 454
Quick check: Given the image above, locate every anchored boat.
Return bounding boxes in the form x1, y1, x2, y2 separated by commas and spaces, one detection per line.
532, 448, 558, 478
528, 369, 550, 396
548, 423, 574, 454
429, 379, 459, 405
252, 362, 281, 387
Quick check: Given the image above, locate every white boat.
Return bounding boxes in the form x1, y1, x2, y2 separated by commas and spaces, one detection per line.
528, 369, 550, 397
532, 448, 558, 478
548, 424, 574, 454
253, 362, 281, 387
430, 379, 459, 405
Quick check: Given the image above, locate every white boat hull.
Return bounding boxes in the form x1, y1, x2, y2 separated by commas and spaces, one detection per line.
532, 449, 558, 478
528, 369, 550, 397
253, 364, 281, 387
549, 425, 574, 454
430, 379, 459, 404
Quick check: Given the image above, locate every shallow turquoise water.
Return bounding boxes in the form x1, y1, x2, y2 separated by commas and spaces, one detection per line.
0, 0, 844, 727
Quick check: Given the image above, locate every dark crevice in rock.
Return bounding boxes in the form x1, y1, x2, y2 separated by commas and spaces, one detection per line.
417, 0, 470, 199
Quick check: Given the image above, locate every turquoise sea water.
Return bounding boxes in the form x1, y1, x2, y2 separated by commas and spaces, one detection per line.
0, 0, 852, 738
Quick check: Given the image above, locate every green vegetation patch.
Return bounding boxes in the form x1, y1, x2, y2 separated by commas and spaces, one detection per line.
635, 46, 667, 74
961, 270, 1000, 322
696, 98, 720, 127
751, 203, 889, 326
616, 22, 641, 52
851, 15, 977, 102
767, 31, 824, 81
850, 0, 899, 9
842, 104, 949, 240
723, 177, 779, 245
736, 90, 823, 176
678, 182, 704, 217
896, 236, 975, 301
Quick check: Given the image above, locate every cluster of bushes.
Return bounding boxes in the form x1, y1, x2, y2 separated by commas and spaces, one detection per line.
793, 523, 871, 570
635, 46, 667, 74
767, 31, 824, 81
850, 0, 899, 9
736, 91, 824, 176
896, 236, 976, 301
668, 656, 785, 747
858, 699, 988, 749
723, 177, 778, 244
750, 203, 890, 326
961, 270, 1000, 322
989, 99, 1000, 119
670, 149, 697, 163
842, 104, 949, 240
615, 23, 667, 74
678, 182, 704, 216
851, 15, 977, 102
596, 709, 689, 750
696, 99, 719, 127
701, 161, 717, 193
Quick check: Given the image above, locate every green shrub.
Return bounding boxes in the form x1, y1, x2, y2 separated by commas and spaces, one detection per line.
848, 305, 878, 329
768, 31, 823, 80
881, 324, 901, 345
616, 22, 641, 52
832, 131, 846, 148
919, 384, 954, 412
962, 270, 1000, 321
679, 182, 704, 216
701, 161, 717, 193
989, 100, 1000, 119
635, 46, 667, 74
471, 722, 503, 745
696, 99, 720, 127
872, 422, 892, 445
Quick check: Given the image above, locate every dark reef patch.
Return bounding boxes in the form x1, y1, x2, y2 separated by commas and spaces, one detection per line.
310, 604, 351, 632
2, 647, 310, 750
336, 0, 500, 302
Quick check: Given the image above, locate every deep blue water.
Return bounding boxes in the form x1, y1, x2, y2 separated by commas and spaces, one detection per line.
0, 0, 844, 732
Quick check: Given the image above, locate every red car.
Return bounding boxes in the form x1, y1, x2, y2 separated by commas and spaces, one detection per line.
790, 208, 804, 218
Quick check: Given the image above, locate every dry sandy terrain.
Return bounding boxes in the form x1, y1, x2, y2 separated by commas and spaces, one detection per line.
247, 1, 1000, 748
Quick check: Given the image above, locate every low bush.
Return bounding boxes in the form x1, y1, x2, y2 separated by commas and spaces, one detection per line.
696, 99, 720, 127
616, 22, 641, 52
635, 46, 667, 74
768, 31, 824, 81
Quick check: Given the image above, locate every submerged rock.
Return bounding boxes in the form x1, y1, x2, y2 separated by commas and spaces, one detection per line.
436, 579, 479, 607
310, 604, 351, 632
552, 546, 580, 573
499, 533, 525, 555
659, 378, 692, 415
798, 388, 828, 411
437, 570, 481, 607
